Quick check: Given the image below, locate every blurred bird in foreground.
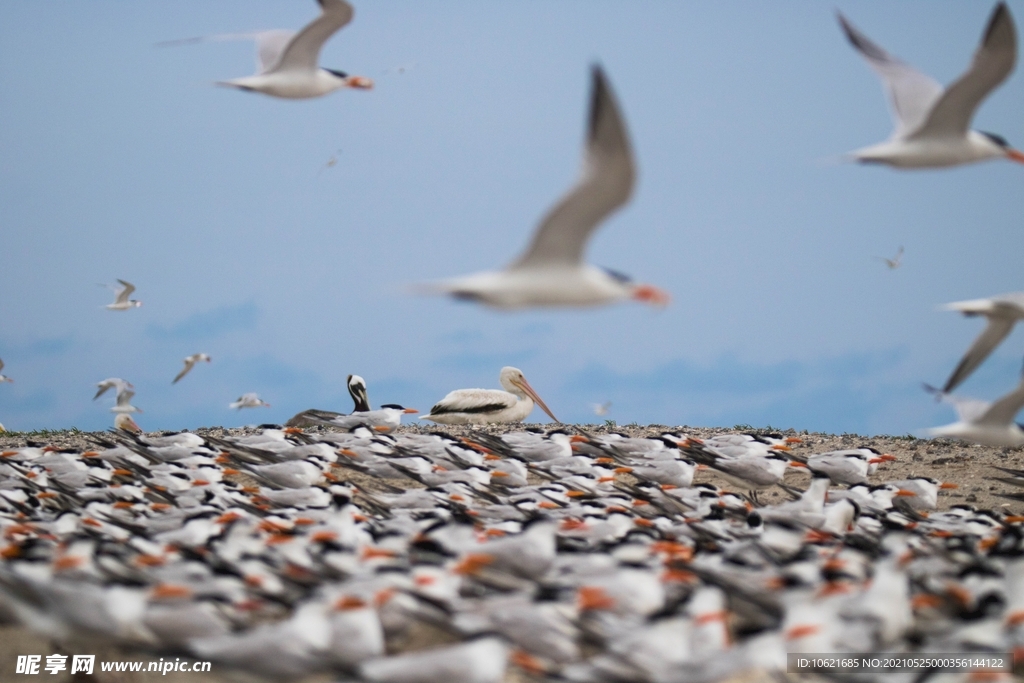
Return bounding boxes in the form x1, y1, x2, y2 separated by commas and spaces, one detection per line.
173, 353, 212, 384
419, 65, 669, 309
838, 3, 1024, 168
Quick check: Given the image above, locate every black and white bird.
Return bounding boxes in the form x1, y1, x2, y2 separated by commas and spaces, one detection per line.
422, 367, 559, 425
104, 280, 142, 311
839, 3, 1024, 168
173, 353, 211, 384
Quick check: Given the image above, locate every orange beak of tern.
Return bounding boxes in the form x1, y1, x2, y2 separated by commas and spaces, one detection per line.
1007, 148, 1024, 164
346, 76, 374, 90
403, 408, 419, 414
631, 284, 670, 307
939, 482, 958, 489
513, 376, 559, 423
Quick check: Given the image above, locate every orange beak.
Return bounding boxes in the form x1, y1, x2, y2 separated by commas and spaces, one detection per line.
939, 482, 958, 489
1007, 148, 1024, 164
403, 408, 419, 414
513, 376, 559, 423
631, 284, 671, 307
346, 76, 374, 89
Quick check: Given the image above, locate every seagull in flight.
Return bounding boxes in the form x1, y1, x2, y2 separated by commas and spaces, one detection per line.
939, 292, 1024, 394
926, 378, 1024, 447
230, 393, 271, 410
875, 246, 903, 269
93, 378, 133, 401
419, 65, 669, 309
0, 359, 12, 384
838, 3, 1024, 168
173, 353, 212, 384
167, 0, 373, 99
104, 280, 142, 311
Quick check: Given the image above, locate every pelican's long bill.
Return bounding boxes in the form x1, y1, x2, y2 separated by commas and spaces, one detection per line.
511, 375, 559, 423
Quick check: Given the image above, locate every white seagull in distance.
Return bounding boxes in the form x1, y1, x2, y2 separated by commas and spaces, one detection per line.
104, 280, 142, 311
173, 353, 212, 384
93, 378, 133, 401
419, 65, 669, 309
230, 393, 271, 410
875, 246, 903, 269
592, 401, 611, 416
838, 3, 1024, 168
111, 388, 142, 415
0, 359, 12, 384
925, 378, 1024, 447
421, 367, 559, 425
940, 292, 1024, 394
165, 0, 372, 99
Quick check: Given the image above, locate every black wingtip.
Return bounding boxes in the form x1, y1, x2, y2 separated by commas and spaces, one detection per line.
588, 63, 609, 135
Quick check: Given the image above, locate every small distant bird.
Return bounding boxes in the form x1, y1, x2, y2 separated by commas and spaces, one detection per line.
104, 280, 142, 311
176, 0, 374, 99
925, 378, 1024, 447
939, 292, 1024, 394
875, 246, 903, 269
93, 378, 133, 401
115, 413, 143, 434
0, 358, 12, 384
421, 367, 559, 425
230, 393, 270, 410
317, 150, 342, 175
838, 3, 1024, 168
419, 65, 669, 309
173, 353, 211, 384
592, 401, 611, 416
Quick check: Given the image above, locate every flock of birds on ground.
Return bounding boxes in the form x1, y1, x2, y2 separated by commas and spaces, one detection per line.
6, 0, 1024, 679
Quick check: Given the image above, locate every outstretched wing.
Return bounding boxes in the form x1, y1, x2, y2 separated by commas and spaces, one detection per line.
510, 65, 635, 269
837, 12, 944, 138
115, 280, 136, 305
254, 30, 299, 74
273, 0, 353, 73
172, 359, 195, 384
912, 3, 1016, 139
979, 376, 1024, 426
942, 316, 1016, 393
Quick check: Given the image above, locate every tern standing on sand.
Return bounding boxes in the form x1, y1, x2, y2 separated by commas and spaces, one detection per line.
422, 367, 559, 425
420, 66, 668, 309
838, 3, 1024, 168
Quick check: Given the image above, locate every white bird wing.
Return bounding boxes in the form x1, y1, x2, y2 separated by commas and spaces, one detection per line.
254, 30, 299, 74
272, 0, 353, 73
978, 376, 1024, 426
911, 3, 1016, 139
510, 65, 636, 269
942, 316, 1016, 393
428, 389, 516, 417
837, 12, 944, 138
173, 358, 197, 384
0, 358, 4, 373
114, 280, 136, 305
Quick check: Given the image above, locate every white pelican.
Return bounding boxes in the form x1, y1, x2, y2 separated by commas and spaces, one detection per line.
105, 280, 142, 311
230, 393, 271, 410
421, 367, 559, 425
940, 292, 1024, 393
115, 413, 142, 435
0, 358, 12, 384
838, 3, 1024, 168
199, 0, 373, 99
173, 353, 212, 384
420, 65, 669, 309
926, 377, 1024, 447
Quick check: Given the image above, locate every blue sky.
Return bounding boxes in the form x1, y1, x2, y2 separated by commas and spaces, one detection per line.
2, 1, 1024, 435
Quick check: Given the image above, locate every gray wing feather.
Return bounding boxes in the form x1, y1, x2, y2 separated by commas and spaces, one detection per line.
911, 3, 1016, 139
979, 377, 1024, 425
255, 30, 298, 74
837, 12, 944, 137
943, 316, 1016, 393
510, 65, 635, 269
273, 0, 353, 73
